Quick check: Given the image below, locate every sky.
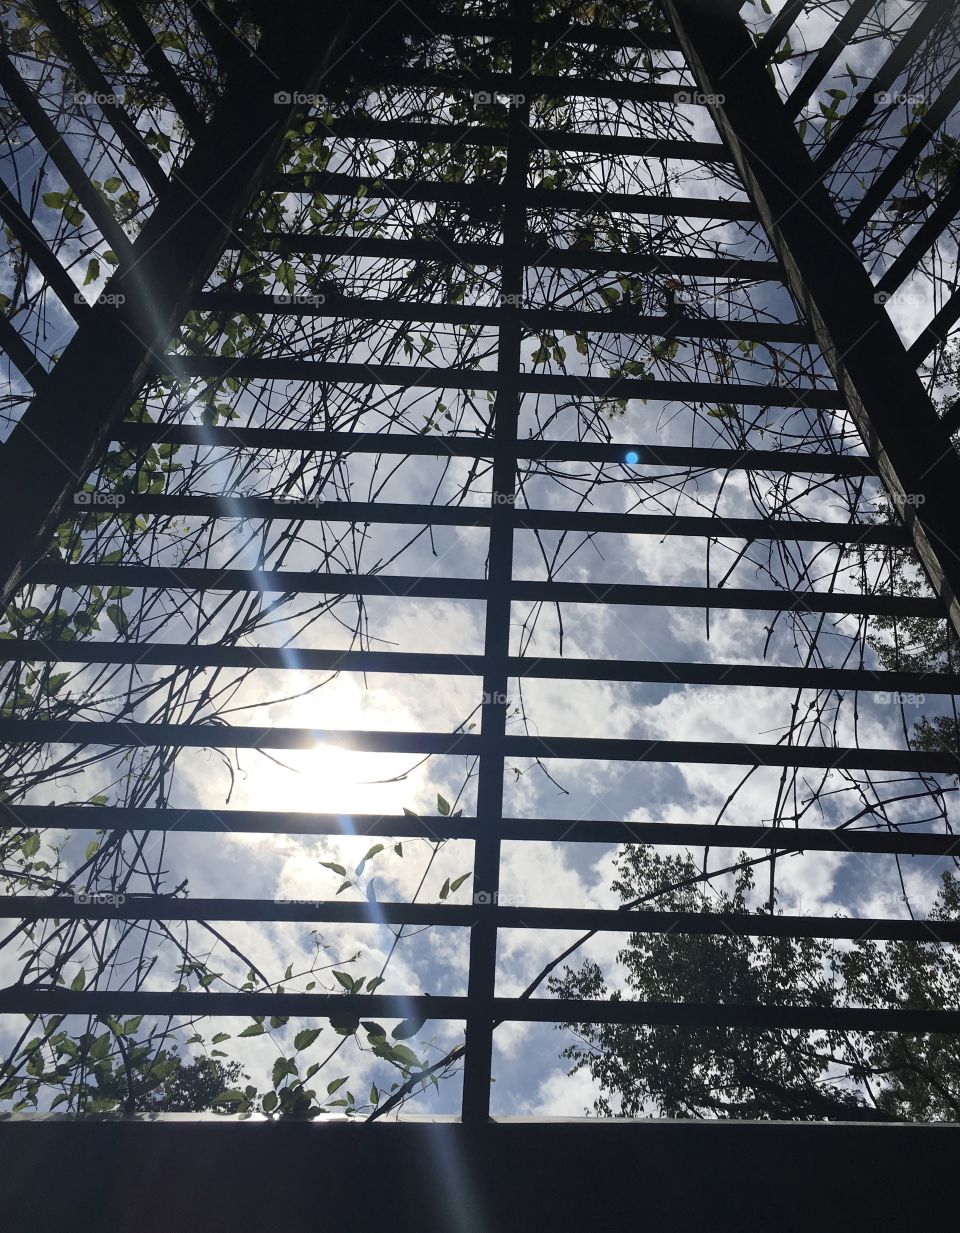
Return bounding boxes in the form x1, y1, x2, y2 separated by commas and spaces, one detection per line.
1, 0, 959, 1119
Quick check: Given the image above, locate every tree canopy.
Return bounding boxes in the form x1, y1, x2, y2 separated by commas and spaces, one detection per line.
550, 844, 960, 1120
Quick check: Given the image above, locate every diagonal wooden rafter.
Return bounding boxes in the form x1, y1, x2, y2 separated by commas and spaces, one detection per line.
666, 0, 960, 640
0, 0, 366, 603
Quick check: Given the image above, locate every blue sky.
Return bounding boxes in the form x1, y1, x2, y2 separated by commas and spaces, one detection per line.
1, 0, 959, 1118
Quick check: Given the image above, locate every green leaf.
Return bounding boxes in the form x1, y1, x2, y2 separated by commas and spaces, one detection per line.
329, 1013, 360, 1036
450, 873, 471, 893
212, 1090, 245, 1104
272, 1057, 296, 1088
238, 1023, 265, 1038
392, 1016, 427, 1041
437, 794, 451, 816
42, 191, 65, 209
369, 1084, 379, 1104
390, 1043, 421, 1068
262, 1090, 278, 1113
326, 1076, 348, 1094
83, 257, 100, 286
439, 878, 451, 900
333, 970, 355, 991
106, 604, 129, 634
70, 967, 85, 991
294, 1028, 322, 1050
103, 176, 122, 193
212, 1032, 231, 1044
22, 833, 40, 858
319, 860, 346, 876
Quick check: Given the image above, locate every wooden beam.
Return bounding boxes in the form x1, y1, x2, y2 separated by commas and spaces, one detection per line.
0, 0, 366, 603
665, 0, 960, 638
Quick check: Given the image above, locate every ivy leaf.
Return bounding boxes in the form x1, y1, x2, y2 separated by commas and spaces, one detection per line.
106, 604, 129, 634
355, 843, 384, 877
272, 1057, 296, 1088
294, 1028, 322, 1050
390, 1043, 422, 1068
212, 1090, 245, 1104
392, 1016, 427, 1041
